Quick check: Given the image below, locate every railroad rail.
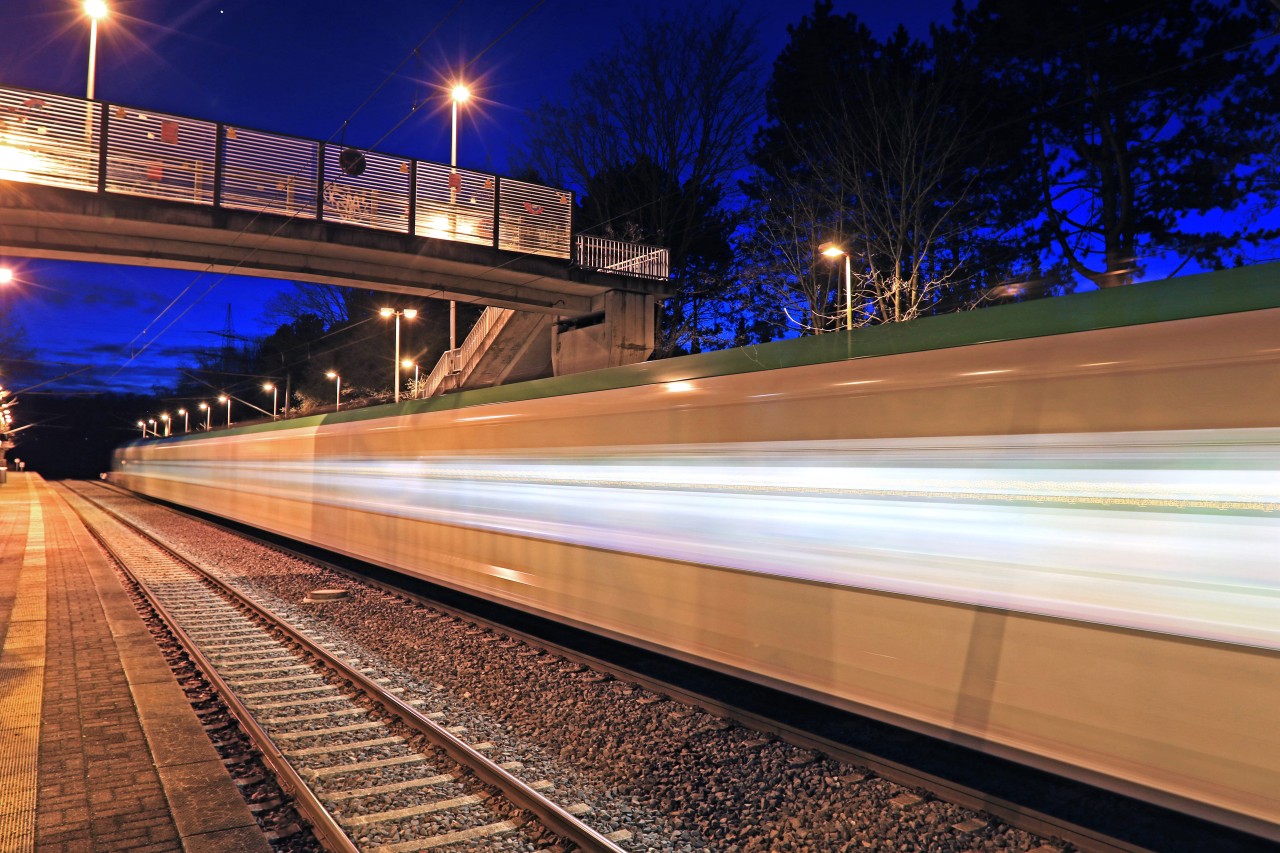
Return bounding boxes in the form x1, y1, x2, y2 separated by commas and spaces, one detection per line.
61, 480, 628, 853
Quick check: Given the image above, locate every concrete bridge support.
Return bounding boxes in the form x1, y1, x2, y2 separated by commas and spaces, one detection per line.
552, 290, 656, 376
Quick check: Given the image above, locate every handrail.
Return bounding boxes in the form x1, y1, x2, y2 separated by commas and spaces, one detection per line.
416, 306, 515, 398
573, 233, 669, 280
0, 83, 575, 259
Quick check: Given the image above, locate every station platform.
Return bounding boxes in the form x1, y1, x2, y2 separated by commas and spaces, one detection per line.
0, 473, 270, 853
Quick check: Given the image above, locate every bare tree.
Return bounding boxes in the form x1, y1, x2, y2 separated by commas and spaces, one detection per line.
518, 4, 763, 355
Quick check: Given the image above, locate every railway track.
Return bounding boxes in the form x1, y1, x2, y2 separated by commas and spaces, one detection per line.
61, 481, 628, 853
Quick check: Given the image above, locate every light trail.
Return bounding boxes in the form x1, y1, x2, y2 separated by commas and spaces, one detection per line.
132, 428, 1280, 651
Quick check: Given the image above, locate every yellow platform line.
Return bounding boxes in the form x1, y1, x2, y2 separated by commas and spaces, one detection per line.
0, 477, 47, 853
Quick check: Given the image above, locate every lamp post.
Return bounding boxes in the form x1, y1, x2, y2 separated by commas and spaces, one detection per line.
326, 372, 341, 411
177, 407, 188, 432
84, 1, 108, 100
449, 83, 470, 352
160, 412, 170, 437
199, 402, 210, 431
263, 382, 278, 420
218, 394, 231, 427
136, 420, 146, 438
818, 242, 853, 331
379, 308, 418, 403
402, 359, 419, 399
147, 418, 157, 437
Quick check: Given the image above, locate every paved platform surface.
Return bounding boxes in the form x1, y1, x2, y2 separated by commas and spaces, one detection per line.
0, 473, 271, 853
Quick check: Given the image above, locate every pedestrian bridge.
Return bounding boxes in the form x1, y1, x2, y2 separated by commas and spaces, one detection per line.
0, 84, 669, 377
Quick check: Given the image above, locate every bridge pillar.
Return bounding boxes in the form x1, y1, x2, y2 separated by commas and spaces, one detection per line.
552, 290, 655, 376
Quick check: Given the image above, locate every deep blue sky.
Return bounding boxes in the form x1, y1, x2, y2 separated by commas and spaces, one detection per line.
1, 0, 956, 395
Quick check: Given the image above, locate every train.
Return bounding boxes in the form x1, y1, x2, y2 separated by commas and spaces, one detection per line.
112, 263, 1280, 841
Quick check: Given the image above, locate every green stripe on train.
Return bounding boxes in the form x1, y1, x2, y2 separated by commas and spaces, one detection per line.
142, 261, 1280, 441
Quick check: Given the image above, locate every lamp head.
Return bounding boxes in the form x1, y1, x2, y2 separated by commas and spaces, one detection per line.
177, 408, 186, 415
85, 0, 108, 20
401, 359, 414, 369
217, 394, 227, 403
818, 241, 845, 258
451, 84, 471, 104
326, 371, 338, 380
403, 308, 418, 319
199, 402, 208, 411
379, 307, 394, 318
262, 382, 274, 391
0, 267, 13, 285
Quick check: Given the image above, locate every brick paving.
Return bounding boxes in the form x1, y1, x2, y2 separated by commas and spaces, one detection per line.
0, 474, 269, 853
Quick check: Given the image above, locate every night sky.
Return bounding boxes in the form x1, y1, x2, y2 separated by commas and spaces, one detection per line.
0, 0, 956, 396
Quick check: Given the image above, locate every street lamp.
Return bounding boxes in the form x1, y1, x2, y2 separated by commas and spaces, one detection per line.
448, 82, 470, 352
263, 382, 278, 420
160, 412, 171, 437
326, 371, 341, 411
198, 401, 210, 431
147, 418, 157, 437
402, 359, 419, 399
818, 241, 853, 331
0, 268, 12, 285
136, 420, 146, 438
379, 308, 418, 403
218, 394, 231, 427
177, 407, 188, 432
84, 1, 107, 100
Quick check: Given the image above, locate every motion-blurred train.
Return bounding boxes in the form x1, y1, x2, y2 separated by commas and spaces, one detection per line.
112, 264, 1280, 841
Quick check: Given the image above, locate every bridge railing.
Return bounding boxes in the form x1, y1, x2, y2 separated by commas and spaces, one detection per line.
573, 234, 669, 280
0, 84, 576, 260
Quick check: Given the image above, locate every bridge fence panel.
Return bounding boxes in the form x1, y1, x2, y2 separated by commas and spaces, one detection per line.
221, 127, 318, 219
415, 162, 495, 247
104, 105, 216, 205
0, 87, 100, 192
497, 179, 573, 259
320, 145, 410, 233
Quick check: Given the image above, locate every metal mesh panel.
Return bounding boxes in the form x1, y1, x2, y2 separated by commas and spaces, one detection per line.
497, 179, 572, 259
415, 162, 495, 246
104, 105, 216, 204
321, 146, 410, 232
221, 127, 318, 218
0, 86, 100, 191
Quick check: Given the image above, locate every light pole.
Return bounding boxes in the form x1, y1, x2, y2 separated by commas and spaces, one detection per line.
402, 359, 419, 399
263, 382, 278, 420
136, 420, 146, 438
147, 418, 157, 437
449, 83, 470, 352
326, 372, 341, 411
199, 402, 210, 431
218, 394, 231, 427
379, 308, 417, 403
84, 1, 108, 100
177, 407, 188, 432
160, 412, 170, 437
819, 242, 853, 331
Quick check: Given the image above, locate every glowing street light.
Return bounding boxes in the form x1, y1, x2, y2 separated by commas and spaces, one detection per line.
198, 401, 210, 431
379, 308, 417, 403
147, 418, 157, 437
83, 1, 107, 99
326, 371, 341, 411
218, 394, 231, 427
0, 268, 12, 285
177, 407, 188, 432
136, 420, 146, 438
448, 82, 471, 352
818, 241, 853, 331
402, 359, 419, 399
263, 382, 278, 420
159, 412, 171, 437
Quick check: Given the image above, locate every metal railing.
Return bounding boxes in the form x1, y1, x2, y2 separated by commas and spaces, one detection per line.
417, 306, 514, 398
0, 84, 575, 259
573, 234, 669, 280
